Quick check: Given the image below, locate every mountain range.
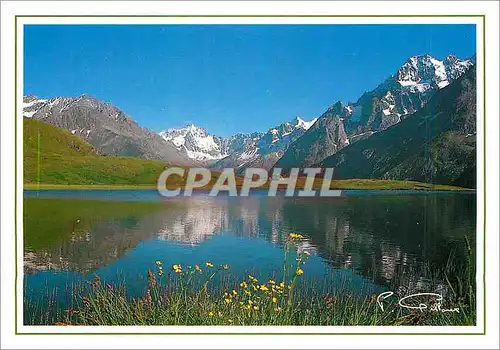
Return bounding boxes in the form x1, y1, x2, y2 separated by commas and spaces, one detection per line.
159, 116, 318, 171
23, 53, 476, 187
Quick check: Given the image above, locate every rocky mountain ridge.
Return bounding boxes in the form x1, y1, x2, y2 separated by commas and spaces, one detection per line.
275, 54, 474, 170
23, 94, 194, 165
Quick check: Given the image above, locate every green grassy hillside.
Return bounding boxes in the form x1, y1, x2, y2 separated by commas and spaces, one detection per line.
24, 118, 95, 157
24, 118, 169, 185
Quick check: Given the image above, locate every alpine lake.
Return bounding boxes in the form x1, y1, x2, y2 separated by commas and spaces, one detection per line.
23, 189, 476, 324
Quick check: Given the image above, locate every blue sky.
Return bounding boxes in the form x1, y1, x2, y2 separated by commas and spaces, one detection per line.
24, 24, 476, 136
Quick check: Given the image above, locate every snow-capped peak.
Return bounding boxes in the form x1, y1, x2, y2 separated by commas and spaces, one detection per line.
158, 116, 319, 163
396, 54, 473, 90
160, 124, 227, 161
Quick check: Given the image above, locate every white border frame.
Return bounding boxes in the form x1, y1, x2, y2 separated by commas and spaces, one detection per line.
2, 1, 499, 349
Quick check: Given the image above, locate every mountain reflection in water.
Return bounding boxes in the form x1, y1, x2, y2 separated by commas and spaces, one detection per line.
23, 191, 475, 296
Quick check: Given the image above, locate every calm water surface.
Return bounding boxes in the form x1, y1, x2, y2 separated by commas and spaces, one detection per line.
23, 190, 476, 319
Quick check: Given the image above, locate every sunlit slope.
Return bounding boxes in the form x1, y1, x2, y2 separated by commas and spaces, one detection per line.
24, 118, 171, 185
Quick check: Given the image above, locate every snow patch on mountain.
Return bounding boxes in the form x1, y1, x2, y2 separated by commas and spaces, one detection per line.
294, 116, 318, 130
23, 98, 49, 117
24, 98, 48, 109
239, 148, 258, 160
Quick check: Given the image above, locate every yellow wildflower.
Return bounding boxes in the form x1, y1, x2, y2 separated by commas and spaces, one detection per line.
244, 290, 251, 295
260, 284, 269, 291
206, 262, 214, 268
279, 282, 285, 288
232, 289, 238, 296
296, 268, 304, 276
268, 280, 276, 285
253, 305, 259, 311
194, 264, 202, 272
155, 260, 162, 265
208, 311, 214, 316
248, 275, 257, 282
239, 281, 248, 288
220, 264, 230, 270
288, 233, 304, 240
224, 298, 232, 304
172, 264, 182, 273
272, 297, 278, 303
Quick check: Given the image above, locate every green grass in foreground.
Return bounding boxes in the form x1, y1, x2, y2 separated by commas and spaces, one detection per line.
26, 235, 475, 326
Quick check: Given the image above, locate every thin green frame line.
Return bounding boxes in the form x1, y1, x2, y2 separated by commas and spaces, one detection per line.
14, 13, 18, 337
15, 331, 487, 336
482, 12, 487, 337
14, 14, 485, 18
14, 14, 487, 336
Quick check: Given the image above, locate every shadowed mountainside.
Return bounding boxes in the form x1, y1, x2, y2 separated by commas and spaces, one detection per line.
317, 67, 476, 188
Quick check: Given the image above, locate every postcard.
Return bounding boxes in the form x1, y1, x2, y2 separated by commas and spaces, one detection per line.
1, 1, 498, 349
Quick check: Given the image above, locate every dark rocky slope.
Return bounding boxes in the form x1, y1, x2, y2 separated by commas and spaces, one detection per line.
317, 67, 477, 188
